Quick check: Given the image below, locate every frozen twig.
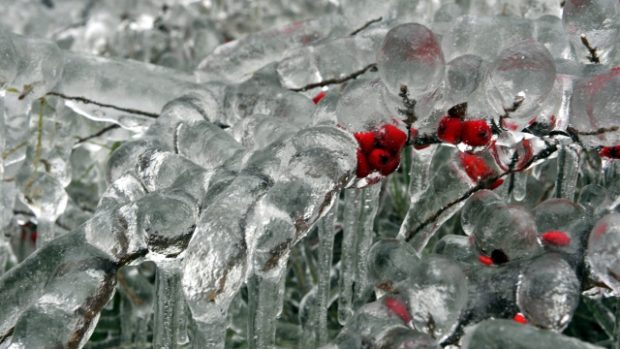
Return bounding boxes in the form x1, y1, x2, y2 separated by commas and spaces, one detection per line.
290, 63, 377, 92
580, 34, 600, 64
404, 142, 559, 242
350, 17, 383, 36
46, 92, 160, 118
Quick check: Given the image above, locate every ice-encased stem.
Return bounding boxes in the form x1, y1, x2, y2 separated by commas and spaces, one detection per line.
555, 143, 579, 200
337, 185, 380, 325
154, 259, 187, 349
247, 266, 287, 349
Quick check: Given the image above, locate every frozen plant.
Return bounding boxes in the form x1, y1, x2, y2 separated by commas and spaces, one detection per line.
0, 0, 619, 349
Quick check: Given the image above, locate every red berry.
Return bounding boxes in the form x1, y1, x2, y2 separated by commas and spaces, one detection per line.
540, 230, 571, 247
437, 116, 462, 144
312, 91, 326, 104
354, 131, 376, 154
356, 150, 371, 178
479, 255, 493, 266
459, 152, 494, 182
384, 296, 412, 324
377, 124, 408, 154
599, 145, 620, 159
461, 120, 492, 147
489, 178, 504, 190
368, 149, 400, 175
513, 313, 528, 324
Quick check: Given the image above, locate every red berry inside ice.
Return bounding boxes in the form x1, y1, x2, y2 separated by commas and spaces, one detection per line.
369, 148, 400, 175
599, 145, 620, 159
354, 131, 376, 154
479, 255, 493, 266
437, 116, 462, 144
540, 230, 571, 247
513, 313, 528, 324
377, 124, 408, 154
384, 296, 412, 324
459, 153, 493, 181
461, 119, 492, 147
312, 91, 326, 104
356, 150, 371, 178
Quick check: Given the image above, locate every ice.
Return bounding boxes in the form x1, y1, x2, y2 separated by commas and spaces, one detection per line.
338, 185, 381, 324
377, 23, 445, 97
6, 33, 64, 101
277, 27, 386, 90
586, 213, 620, 295
310, 203, 338, 347
534, 15, 576, 61
533, 198, 588, 263
367, 239, 420, 288
335, 78, 394, 133
0, 31, 18, 89
444, 54, 486, 104
198, 15, 346, 83
176, 120, 245, 170
462, 319, 604, 348
516, 254, 580, 331
562, 0, 620, 64
441, 16, 533, 62
485, 40, 557, 129
397, 256, 468, 342
153, 259, 188, 348
0, 1, 619, 348
398, 146, 484, 253
569, 68, 620, 146
471, 204, 542, 263
16, 171, 68, 248
461, 190, 503, 237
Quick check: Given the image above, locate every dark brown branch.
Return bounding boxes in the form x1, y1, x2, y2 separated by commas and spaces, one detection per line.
76, 124, 121, 144
398, 85, 417, 129
404, 143, 559, 242
46, 92, 159, 118
350, 17, 383, 36
290, 63, 377, 92
580, 35, 600, 64
571, 125, 618, 136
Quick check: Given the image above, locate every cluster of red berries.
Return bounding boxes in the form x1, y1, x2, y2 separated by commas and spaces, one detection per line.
354, 124, 408, 178
437, 115, 493, 147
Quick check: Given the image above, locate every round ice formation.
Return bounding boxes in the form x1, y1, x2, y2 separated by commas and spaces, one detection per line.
516, 254, 580, 331
485, 40, 556, 128
569, 68, 620, 146
471, 205, 542, 262
586, 213, 620, 295
562, 0, 620, 64
377, 23, 445, 97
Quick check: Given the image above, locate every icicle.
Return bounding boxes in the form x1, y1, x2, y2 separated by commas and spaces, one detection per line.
555, 143, 579, 200
407, 146, 435, 195
512, 171, 528, 202
153, 259, 187, 349
35, 218, 53, 250
338, 185, 381, 325
399, 146, 436, 237
247, 266, 287, 349
315, 202, 338, 347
